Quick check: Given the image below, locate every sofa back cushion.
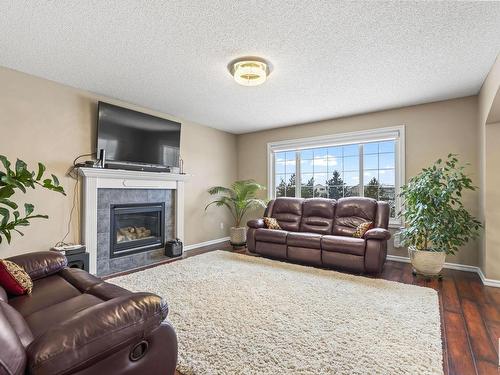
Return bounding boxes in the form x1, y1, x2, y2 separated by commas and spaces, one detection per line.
271, 198, 303, 232
300, 198, 336, 234
332, 197, 378, 236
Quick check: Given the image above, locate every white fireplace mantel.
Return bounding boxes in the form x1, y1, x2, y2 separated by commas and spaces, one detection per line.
78, 167, 188, 274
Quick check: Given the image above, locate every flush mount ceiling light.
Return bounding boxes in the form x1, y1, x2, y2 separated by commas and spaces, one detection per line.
230, 58, 270, 87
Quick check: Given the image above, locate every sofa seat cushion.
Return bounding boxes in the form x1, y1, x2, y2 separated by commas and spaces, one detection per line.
287, 232, 322, 249
288, 247, 321, 265
321, 235, 366, 256
8, 274, 81, 317
25, 294, 103, 339
322, 252, 365, 273
255, 242, 287, 259
255, 228, 288, 244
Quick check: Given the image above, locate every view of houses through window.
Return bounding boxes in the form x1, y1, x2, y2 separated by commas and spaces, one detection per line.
274, 140, 397, 217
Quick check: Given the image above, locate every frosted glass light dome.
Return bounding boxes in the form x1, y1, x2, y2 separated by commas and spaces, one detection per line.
232, 60, 268, 86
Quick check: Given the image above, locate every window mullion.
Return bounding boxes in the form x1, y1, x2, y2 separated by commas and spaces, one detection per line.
295, 151, 301, 198
394, 139, 401, 221
358, 144, 364, 197
272, 151, 276, 199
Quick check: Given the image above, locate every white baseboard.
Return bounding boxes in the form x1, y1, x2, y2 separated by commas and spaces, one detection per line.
183, 237, 230, 252
477, 268, 500, 288
386, 254, 500, 288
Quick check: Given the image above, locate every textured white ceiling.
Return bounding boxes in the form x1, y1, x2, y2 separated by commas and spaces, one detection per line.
1, 1, 500, 134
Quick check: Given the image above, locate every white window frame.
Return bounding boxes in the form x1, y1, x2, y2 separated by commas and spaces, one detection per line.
267, 125, 405, 227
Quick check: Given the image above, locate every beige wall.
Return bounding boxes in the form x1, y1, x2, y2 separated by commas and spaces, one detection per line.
238, 97, 480, 267
478, 55, 500, 279
1, 65, 494, 274
484, 122, 500, 279
0, 67, 237, 257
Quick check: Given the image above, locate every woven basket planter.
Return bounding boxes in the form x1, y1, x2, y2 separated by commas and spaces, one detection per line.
408, 246, 446, 276
230, 227, 247, 248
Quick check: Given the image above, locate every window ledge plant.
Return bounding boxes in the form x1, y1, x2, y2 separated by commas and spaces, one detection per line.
399, 154, 482, 277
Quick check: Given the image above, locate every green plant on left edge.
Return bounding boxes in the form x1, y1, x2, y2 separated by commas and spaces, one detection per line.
0, 155, 66, 244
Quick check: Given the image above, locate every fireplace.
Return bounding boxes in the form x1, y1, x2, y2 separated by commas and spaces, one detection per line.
110, 203, 165, 258
79, 168, 186, 275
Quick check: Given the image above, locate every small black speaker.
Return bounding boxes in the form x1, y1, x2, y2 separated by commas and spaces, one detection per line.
165, 239, 183, 257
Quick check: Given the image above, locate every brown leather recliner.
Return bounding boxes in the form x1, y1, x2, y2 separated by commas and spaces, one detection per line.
0, 251, 177, 375
247, 197, 391, 274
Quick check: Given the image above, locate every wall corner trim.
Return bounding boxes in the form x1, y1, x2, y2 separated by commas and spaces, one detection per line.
386, 255, 500, 288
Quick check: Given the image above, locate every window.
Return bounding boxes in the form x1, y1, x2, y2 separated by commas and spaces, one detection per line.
274, 151, 296, 197
267, 126, 405, 226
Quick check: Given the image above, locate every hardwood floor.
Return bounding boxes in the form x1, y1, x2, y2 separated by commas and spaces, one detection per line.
377, 260, 500, 375
166, 248, 499, 375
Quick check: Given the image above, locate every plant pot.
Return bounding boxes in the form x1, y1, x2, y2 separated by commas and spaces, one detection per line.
408, 246, 446, 276
230, 227, 247, 248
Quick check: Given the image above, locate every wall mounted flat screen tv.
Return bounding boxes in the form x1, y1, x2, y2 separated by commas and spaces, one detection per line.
97, 102, 181, 169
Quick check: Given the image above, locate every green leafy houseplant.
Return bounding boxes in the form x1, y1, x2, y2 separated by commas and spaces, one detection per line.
205, 180, 266, 246
0, 155, 66, 244
399, 154, 481, 276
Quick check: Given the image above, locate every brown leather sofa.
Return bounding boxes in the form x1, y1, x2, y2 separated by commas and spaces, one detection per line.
0, 251, 177, 375
247, 197, 391, 274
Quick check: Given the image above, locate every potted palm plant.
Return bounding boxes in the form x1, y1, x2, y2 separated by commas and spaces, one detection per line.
205, 180, 266, 248
0, 155, 65, 244
399, 154, 482, 277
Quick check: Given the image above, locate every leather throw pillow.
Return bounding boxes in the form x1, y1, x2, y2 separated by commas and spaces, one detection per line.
353, 221, 373, 238
0, 260, 33, 295
263, 217, 281, 230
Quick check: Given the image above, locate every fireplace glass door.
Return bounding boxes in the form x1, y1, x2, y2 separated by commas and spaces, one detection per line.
110, 203, 165, 257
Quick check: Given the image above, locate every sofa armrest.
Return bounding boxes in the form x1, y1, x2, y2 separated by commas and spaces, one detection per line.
364, 228, 391, 240
26, 292, 168, 375
6, 251, 67, 281
247, 218, 266, 229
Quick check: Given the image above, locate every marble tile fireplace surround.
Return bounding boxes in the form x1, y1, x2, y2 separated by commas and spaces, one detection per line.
79, 168, 188, 276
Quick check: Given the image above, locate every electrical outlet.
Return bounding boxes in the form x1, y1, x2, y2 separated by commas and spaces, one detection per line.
393, 232, 401, 248
220, 222, 224, 230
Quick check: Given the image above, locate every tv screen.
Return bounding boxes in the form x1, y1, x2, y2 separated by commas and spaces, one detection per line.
97, 102, 181, 168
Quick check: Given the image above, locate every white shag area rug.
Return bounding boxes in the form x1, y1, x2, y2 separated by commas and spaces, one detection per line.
110, 251, 443, 375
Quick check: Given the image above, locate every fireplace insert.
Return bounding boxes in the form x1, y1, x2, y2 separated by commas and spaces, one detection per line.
110, 203, 165, 258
